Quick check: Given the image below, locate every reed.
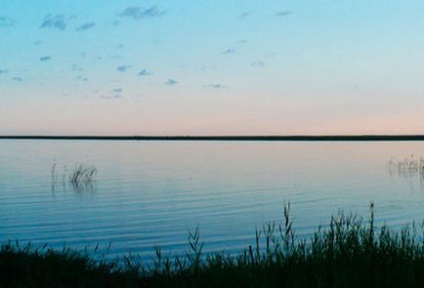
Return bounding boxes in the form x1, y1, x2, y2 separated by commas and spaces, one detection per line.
388, 154, 424, 176
3, 203, 424, 287
69, 164, 97, 184
51, 162, 97, 193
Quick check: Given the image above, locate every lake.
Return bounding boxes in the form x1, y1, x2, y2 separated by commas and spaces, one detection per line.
1, 140, 424, 262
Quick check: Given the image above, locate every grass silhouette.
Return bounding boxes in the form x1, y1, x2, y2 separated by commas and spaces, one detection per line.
3, 202, 424, 287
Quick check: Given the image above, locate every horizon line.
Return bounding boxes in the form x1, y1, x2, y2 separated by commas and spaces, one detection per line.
1, 135, 424, 141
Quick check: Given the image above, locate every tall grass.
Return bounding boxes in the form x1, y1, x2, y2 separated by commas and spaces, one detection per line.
3, 203, 424, 287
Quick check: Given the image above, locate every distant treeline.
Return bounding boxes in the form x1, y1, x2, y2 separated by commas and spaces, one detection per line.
1, 135, 424, 141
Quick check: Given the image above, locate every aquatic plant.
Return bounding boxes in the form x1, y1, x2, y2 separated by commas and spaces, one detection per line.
51, 163, 97, 193
69, 164, 97, 184
4, 202, 424, 287
388, 154, 424, 176
51, 162, 57, 183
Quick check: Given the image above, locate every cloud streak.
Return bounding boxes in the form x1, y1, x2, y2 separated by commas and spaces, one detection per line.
100, 94, 122, 99
76, 75, 88, 82
238, 12, 250, 19
138, 69, 151, 76
12, 76, 24, 82
276, 10, 293, 17
251, 60, 265, 67
165, 79, 177, 86
40, 14, 67, 30
222, 48, 236, 55
206, 83, 225, 89
39, 56, 51, 62
0, 16, 15, 27
120, 6, 165, 20
117, 65, 131, 72
76, 22, 96, 31
71, 64, 83, 72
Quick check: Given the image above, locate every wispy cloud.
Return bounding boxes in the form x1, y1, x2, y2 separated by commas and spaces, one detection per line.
113, 88, 122, 93
76, 22, 96, 31
39, 56, 51, 62
238, 12, 250, 19
0, 16, 15, 27
112, 20, 121, 27
165, 78, 177, 86
200, 65, 217, 72
117, 65, 131, 72
222, 48, 236, 55
100, 94, 122, 100
251, 60, 265, 67
12, 76, 24, 82
138, 69, 151, 76
276, 10, 293, 17
71, 64, 83, 72
120, 6, 165, 20
40, 14, 67, 30
206, 83, 225, 89
76, 75, 88, 82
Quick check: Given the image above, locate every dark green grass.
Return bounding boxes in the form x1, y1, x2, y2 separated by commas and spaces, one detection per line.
3, 203, 424, 287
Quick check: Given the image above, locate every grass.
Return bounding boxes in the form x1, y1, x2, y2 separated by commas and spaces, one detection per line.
3, 203, 424, 287
51, 163, 97, 193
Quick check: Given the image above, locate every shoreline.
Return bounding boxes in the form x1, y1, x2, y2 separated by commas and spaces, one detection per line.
1, 135, 424, 141
3, 205, 424, 287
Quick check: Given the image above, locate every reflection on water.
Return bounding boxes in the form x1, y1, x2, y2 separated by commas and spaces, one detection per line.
387, 154, 424, 192
70, 181, 97, 195
2, 140, 424, 262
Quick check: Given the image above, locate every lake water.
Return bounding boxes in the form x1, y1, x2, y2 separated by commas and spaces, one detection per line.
1, 140, 424, 262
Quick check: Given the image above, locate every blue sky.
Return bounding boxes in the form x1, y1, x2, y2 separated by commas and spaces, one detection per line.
1, 0, 424, 135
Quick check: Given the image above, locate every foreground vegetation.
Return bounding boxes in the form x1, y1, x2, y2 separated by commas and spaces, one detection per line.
3, 203, 424, 287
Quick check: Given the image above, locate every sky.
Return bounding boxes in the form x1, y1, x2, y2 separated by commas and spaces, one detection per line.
1, 0, 424, 136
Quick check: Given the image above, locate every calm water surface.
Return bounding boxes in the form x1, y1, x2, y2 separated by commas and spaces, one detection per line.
1, 140, 424, 261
